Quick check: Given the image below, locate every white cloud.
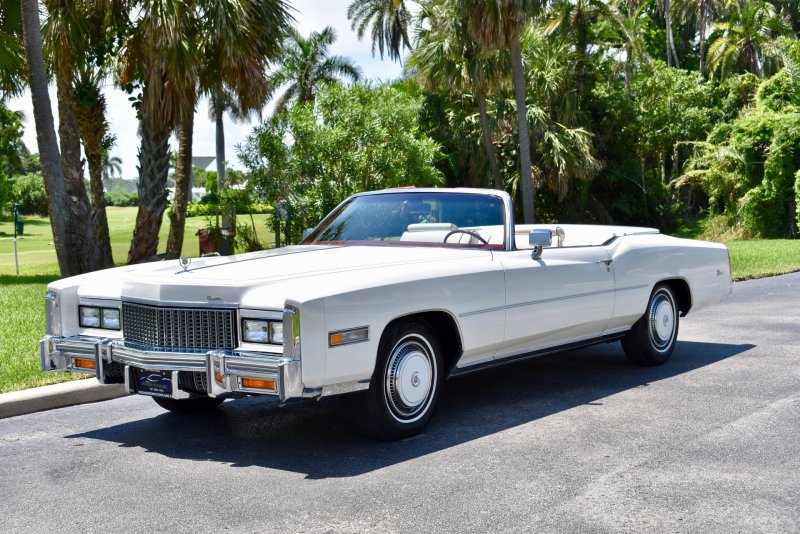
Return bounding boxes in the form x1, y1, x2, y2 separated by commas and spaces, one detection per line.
8, 0, 407, 182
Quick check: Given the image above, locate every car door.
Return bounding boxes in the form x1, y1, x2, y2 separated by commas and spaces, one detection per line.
498, 246, 615, 358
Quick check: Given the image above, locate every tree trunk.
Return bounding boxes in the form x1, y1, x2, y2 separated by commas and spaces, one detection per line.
128, 114, 171, 264
665, 0, 680, 68
20, 0, 77, 277
56, 74, 102, 273
75, 87, 114, 268
699, 8, 707, 78
510, 38, 535, 224
167, 110, 194, 256
476, 87, 502, 190
214, 93, 226, 188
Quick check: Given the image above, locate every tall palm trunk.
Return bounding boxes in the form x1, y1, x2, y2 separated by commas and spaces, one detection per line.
167, 110, 193, 256
128, 113, 171, 263
510, 38, 535, 224
476, 87, 502, 190
214, 92, 226, 188
20, 0, 76, 276
699, 4, 708, 78
665, 0, 680, 68
55, 72, 103, 272
75, 87, 114, 268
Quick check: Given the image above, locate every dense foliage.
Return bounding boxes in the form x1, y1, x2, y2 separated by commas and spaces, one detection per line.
241, 83, 443, 238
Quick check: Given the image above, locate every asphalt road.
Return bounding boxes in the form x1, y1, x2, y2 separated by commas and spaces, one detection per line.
1, 274, 798, 533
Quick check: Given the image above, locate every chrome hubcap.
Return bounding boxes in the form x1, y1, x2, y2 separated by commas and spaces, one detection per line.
385, 336, 435, 422
649, 291, 676, 352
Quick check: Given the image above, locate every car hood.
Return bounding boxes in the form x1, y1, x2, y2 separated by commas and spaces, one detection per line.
70, 245, 494, 309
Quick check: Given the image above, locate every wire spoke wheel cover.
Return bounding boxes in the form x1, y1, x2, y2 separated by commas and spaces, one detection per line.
384, 335, 436, 422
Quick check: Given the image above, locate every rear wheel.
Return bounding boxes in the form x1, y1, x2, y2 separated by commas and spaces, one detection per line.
151, 395, 224, 413
362, 321, 442, 440
622, 284, 679, 366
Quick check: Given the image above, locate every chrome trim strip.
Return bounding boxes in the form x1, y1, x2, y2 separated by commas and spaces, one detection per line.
459, 305, 506, 318
449, 332, 627, 378
460, 284, 649, 317
320, 379, 371, 397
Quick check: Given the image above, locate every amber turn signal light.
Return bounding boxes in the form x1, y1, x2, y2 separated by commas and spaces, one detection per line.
241, 378, 276, 391
74, 358, 96, 370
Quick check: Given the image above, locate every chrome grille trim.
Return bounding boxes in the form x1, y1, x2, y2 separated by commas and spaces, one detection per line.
122, 302, 237, 353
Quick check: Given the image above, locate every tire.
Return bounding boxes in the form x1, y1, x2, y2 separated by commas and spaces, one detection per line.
151, 395, 224, 413
622, 284, 679, 366
361, 321, 443, 440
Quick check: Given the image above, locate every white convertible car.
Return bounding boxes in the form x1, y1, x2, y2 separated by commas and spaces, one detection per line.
41, 188, 732, 439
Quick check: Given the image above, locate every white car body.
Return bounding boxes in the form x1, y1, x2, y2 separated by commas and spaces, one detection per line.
40, 188, 731, 436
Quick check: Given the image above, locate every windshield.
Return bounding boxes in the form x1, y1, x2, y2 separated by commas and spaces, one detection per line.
305, 191, 506, 249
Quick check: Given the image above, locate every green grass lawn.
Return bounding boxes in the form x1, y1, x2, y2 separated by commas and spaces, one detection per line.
1, 212, 799, 394
0, 208, 275, 393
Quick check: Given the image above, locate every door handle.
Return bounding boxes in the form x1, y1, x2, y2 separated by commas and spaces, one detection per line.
597, 259, 613, 270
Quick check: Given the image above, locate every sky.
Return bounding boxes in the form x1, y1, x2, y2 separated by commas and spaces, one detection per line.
8, 0, 408, 181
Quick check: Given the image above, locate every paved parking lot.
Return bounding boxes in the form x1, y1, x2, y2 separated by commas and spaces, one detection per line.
1, 273, 798, 533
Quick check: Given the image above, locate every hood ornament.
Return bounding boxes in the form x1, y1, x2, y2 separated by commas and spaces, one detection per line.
179, 256, 192, 272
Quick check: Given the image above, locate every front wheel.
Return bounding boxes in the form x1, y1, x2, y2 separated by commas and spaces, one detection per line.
151, 395, 224, 413
361, 321, 442, 440
622, 284, 679, 366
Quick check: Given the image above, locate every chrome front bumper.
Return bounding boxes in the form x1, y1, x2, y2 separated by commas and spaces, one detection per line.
40, 335, 305, 402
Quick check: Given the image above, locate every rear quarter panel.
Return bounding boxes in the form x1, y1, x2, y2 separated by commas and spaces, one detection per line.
605, 234, 731, 333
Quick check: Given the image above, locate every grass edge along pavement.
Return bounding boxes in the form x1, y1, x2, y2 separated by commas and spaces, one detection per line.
2, 212, 800, 394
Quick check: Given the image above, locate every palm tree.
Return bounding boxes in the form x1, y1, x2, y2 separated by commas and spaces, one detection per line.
119, 0, 198, 264
457, 0, 540, 223
658, 0, 681, 68
43, 0, 107, 271
409, 0, 505, 189
20, 0, 77, 276
166, 0, 292, 257
0, 0, 26, 98
101, 151, 122, 188
347, 0, 413, 61
601, 0, 651, 87
707, 0, 791, 78
673, 0, 727, 78
269, 27, 362, 113
543, 0, 610, 100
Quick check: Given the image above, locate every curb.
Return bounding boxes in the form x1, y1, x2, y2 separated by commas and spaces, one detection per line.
0, 379, 128, 419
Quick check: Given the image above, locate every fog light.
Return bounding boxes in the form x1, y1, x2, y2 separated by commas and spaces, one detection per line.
241, 377, 276, 391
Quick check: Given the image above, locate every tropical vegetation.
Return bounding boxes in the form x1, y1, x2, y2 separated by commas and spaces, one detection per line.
0, 0, 798, 282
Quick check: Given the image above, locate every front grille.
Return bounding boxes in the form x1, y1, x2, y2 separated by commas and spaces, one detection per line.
122, 302, 237, 353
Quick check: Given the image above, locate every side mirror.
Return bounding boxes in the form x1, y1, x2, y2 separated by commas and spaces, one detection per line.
529, 229, 552, 259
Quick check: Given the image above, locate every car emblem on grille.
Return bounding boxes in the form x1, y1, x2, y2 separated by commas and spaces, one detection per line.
179, 256, 192, 272
207, 296, 224, 302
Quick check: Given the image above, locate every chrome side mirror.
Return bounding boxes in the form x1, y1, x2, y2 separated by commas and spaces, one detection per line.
529, 229, 552, 259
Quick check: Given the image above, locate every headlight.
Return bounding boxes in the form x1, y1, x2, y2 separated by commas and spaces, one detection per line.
102, 308, 120, 330
79, 306, 101, 328
79, 305, 121, 330
269, 322, 284, 344
242, 319, 284, 344
242, 319, 269, 343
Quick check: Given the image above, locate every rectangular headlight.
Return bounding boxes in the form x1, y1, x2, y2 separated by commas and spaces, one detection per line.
242, 319, 269, 343
102, 308, 120, 330
269, 322, 284, 344
79, 306, 101, 328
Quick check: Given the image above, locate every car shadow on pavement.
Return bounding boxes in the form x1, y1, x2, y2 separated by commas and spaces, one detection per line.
68, 340, 753, 479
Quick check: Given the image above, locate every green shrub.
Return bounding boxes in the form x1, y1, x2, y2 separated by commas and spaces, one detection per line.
185, 189, 272, 217
12, 173, 47, 215
105, 190, 139, 207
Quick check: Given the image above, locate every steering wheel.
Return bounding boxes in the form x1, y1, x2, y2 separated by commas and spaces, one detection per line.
443, 229, 489, 245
